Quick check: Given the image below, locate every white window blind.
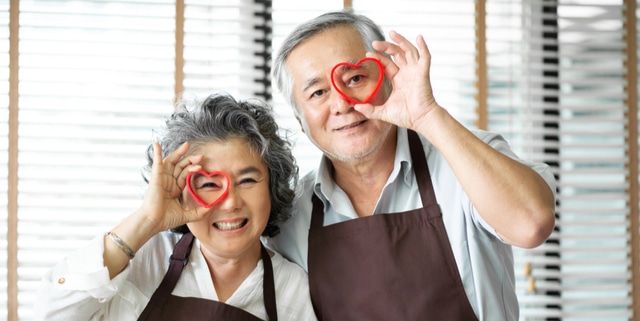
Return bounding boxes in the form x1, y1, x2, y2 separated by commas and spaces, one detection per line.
487, 0, 632, 320
7, 1, 269, 320
555, 1, 630, 319
271, 0, 343, 176
182, 0, 266, 100
16, 1, 176, 319
486, 0, 563, 319
353, 0, 478, 128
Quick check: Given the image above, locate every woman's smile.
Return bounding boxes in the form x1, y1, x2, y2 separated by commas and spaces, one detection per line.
213, 218, 248, 231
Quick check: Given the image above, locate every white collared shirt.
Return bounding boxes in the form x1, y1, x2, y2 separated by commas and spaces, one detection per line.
35, 231, 317, 321
267, 127, 557, 321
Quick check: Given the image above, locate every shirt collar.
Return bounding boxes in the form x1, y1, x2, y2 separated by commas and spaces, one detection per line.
313, 154, 334, 201
394, 127, 415, 187
312, 127, 415, 202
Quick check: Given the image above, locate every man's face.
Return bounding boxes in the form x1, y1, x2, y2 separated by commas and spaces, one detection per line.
286, 25, 393, 163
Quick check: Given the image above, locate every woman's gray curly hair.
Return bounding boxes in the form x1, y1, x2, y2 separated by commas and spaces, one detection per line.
142, 92, 298, 237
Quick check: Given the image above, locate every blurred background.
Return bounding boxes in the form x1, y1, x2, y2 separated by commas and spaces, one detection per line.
0, 0, 637, 320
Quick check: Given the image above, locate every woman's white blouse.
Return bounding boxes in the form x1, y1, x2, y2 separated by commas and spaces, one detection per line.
34, 231, 317, 321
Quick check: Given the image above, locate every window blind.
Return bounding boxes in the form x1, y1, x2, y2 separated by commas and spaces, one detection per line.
353, 0, 478, 128
486, 0, 563, 319
15, 1, 176, 319
487, 0, 632, 319
8, 1, 270, 320
554, 1, 629, 319
182, 0, 267, 100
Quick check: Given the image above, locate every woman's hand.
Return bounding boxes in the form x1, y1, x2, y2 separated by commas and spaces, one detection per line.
139, 141, 205, 233
104, 142, 205, 278
354, 31, 440, 133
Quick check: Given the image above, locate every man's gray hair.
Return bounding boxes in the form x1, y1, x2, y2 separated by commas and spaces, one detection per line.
271, 9, 388, 115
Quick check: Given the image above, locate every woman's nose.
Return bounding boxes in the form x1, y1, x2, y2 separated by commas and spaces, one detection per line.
217, 184, 241, 211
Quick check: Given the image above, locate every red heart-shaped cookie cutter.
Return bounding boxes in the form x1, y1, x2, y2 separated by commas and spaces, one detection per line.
330, 57, 384, 104
186, 170, 230, 208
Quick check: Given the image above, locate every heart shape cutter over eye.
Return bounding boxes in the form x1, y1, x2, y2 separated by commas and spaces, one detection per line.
330, 57, 384, 104
186, 170, 230, 208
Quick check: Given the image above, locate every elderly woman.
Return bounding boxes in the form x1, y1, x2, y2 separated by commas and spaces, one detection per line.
35, 93, 316, 321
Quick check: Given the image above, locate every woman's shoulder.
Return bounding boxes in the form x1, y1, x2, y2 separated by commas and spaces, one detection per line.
129, 231, 185, 283
137, 230, 183, 258
270, 251, 308, 281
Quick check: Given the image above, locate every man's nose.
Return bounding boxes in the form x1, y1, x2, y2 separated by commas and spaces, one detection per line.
330, 91, 354, 114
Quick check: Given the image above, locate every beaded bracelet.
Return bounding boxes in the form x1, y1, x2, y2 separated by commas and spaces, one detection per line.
106, 231, 135, 259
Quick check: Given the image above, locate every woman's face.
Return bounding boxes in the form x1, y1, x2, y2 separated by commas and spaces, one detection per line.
183, 138, 271, 261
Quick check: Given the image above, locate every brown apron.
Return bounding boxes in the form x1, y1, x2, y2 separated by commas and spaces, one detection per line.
308, 130, 479, 321
138, 232, 278, 321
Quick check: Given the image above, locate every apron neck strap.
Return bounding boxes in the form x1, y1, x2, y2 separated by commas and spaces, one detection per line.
407, 130, 438, 208
140, 233, 278, 321
311, 130, 437, 228
138, 232, 195, 320
261, 243, 278, 321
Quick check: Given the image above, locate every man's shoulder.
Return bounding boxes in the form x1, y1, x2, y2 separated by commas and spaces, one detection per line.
298, 169, 317, 190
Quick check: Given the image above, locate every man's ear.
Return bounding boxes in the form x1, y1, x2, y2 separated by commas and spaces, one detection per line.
296, 116, 304, 133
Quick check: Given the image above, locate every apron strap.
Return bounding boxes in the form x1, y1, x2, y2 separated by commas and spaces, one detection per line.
138, 232, 194, 320
261, 243, 278, 321
407, 130, 438, 209
140, 233, 279, 321
310, 193, 324, 229
310, 130, 436, 230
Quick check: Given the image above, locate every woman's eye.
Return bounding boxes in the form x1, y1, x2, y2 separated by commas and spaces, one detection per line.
239, 177, 258, 185
192, 174, 226, 189
200, 182, 221, 189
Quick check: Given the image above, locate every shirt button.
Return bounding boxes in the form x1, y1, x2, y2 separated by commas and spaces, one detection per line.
57, 277, 65, 284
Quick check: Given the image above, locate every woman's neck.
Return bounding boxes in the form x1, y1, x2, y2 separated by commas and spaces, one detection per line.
200, 240, 262, 302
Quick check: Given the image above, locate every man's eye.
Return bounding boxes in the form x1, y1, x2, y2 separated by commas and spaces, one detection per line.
347, 75, 364, 86
311, 89, 325, 98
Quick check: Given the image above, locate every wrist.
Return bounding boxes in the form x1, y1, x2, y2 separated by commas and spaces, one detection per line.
111, 209, 163, 253
413, 105, 451, 141
105, 231, 135, 259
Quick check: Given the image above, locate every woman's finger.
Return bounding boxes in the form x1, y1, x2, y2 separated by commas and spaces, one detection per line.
176, 163, 202, 191
150, 142, 163, 174
163, 141, 190, 167
173, 153, 203, 180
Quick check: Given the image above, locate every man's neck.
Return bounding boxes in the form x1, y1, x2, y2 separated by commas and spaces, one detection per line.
330, 131, 397, 217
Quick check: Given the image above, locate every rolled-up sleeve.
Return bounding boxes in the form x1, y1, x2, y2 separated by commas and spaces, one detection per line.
34, 234, 132, 321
